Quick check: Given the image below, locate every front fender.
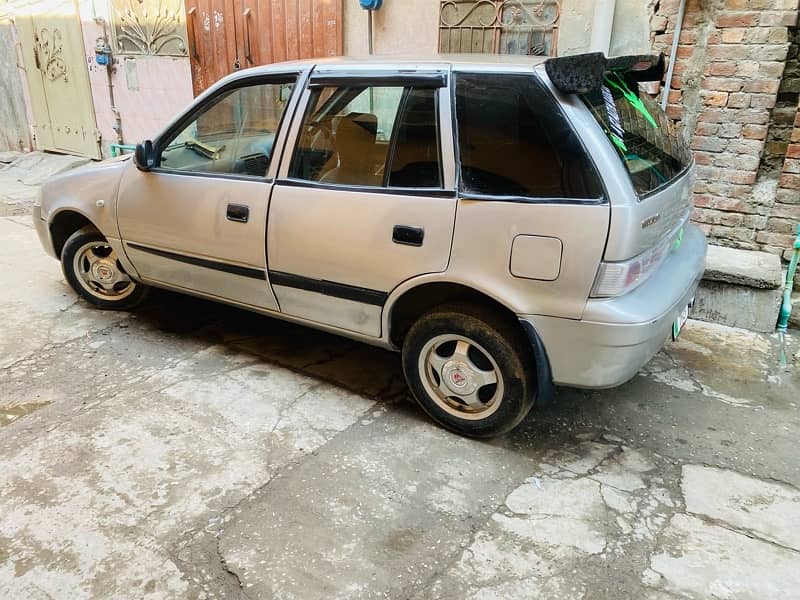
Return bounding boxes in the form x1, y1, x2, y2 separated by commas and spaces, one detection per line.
40, 157, 131, 239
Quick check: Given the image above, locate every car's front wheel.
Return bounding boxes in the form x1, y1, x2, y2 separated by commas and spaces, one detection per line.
61, 226, 148, 310
402, 303, 536, 438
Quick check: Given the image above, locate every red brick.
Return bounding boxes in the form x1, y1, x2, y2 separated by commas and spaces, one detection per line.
666, 105, 684, 120
757, 61, 786, 78
743, 79, 781, 94
727, 92, 751, 108
786, 144, 800, 159
749, 94, 777, 109
708, 45, 753, 61
703, 91, 729, 107
695, 123, 720, 136
756, 231, 797, 246
719, 169, 757, 185
743, 124, 769, 140
693, 194, 713, 208
676, 45, 694, 59
779, 173, 800, 189
782, 159, 800, 174
734, 109, 770, 125
697, 109, 729, 123
770, 203, 800, 219
692, 136, 728, 152
693, 151, 716, 165
707, 62, 739, 76
721, 28, 747, 43
713, 197, 758, 213
758, 11, 799, 26
702, 77, 745, 92
716, 12, 760, 27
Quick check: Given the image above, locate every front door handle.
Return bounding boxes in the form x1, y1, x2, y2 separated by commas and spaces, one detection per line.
393, 225, 424, 247
227, 203, 249, 223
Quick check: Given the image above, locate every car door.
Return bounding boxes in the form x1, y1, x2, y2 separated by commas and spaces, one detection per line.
267, 68, 458, 337
117, 70, 304, 310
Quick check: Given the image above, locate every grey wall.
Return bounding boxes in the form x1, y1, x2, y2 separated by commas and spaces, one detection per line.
0, 22, 31, 152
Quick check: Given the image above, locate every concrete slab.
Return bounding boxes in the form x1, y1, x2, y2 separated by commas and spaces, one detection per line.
648, 514, 800, 599
682, 464, 800, 551
704, 244, 784, 290
691, 280, 782, 333
2, 215, 800, 599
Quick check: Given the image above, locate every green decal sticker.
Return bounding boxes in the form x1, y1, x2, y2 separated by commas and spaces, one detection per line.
605, 73, 658, 129
673, 227, 685, 250
611, 134, 628, 152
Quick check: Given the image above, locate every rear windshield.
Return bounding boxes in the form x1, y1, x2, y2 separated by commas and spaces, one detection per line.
582, 74, 692, 197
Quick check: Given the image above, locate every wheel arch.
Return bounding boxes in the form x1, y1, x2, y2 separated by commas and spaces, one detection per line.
385, 279, 554, 408
50, 209, 100, 258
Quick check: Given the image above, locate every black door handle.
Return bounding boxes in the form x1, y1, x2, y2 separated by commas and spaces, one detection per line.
393, 225, 424, 247
227, 204, 249, 223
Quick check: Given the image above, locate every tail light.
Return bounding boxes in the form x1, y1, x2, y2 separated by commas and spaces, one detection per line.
590, 235, 673, 298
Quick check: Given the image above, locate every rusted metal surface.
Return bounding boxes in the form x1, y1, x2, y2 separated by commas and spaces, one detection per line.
184, 0, 342, 96
439, 0, 560, 56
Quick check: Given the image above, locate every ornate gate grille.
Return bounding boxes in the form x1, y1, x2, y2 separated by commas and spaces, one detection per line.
439, 0, 560, 56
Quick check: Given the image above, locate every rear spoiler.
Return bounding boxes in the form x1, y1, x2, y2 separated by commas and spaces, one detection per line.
544, 53, 665, 94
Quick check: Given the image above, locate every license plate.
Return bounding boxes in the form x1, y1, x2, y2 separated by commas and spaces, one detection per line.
672, 303, 690, 341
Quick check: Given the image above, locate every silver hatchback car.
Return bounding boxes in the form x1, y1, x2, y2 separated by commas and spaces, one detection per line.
34, 53, 706, 437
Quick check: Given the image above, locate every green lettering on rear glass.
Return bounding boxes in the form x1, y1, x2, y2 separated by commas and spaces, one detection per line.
605, 73, 658, 129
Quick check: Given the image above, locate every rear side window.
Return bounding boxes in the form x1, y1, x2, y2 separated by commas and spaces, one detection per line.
454, 73, 602, 200
289, 85, 442, 188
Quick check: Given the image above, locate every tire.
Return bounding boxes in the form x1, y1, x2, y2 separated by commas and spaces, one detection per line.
61, 226, 148, 310
402, 303, 536, 438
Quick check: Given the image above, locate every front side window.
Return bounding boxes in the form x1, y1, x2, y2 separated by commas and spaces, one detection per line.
159, 78, 295, 177
289, 84, 442, 188
454, 72, 602, 200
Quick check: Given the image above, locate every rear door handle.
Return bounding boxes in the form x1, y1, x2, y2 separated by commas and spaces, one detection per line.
227, 203, 249, 223
393, 225, 424, 247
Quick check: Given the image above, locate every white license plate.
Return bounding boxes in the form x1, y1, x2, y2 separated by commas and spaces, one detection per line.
672, 303, 690, 341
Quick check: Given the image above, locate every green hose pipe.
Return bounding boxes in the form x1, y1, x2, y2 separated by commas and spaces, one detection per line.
777, 223, 800, 334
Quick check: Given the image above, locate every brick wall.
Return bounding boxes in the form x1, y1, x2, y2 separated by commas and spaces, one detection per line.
650, 0, 800, 253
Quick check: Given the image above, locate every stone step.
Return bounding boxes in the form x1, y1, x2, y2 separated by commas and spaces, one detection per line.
691, 245, 785, 333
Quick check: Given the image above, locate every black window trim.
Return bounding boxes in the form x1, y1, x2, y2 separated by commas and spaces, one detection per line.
451, 70, 608, 206
286, 80, 449, 194
308, 71, 448, 89
277, 177, 457, 199
151, 71, 302, 181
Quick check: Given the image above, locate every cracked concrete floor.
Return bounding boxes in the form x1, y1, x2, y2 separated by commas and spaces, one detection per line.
1, 214, 800, 599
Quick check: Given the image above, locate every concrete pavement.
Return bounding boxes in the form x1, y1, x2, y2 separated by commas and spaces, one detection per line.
1, 213, 800, 599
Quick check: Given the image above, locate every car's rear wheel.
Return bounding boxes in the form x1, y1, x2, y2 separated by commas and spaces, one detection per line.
402, 303, 536, 438
61, 226, 148, 310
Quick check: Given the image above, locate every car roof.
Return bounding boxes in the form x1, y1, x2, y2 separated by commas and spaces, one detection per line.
228, 54, 548, 77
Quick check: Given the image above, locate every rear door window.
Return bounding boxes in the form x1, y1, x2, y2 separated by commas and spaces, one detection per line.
454, 72, 603, 200
289, 84, 442, 188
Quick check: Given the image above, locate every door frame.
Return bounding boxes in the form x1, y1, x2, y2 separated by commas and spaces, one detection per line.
118, 66, 312, 309
265, 64, 459, 336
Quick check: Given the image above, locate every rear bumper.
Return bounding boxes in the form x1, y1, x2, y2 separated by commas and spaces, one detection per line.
521, 224, 707, 389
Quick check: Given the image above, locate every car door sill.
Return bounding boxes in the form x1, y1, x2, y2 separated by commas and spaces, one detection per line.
138, 276, 394, 350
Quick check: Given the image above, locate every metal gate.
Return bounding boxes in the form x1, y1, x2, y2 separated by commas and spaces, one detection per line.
15, 9, 100, 158
439, 0, 560, 56
183, 0, 343, 96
